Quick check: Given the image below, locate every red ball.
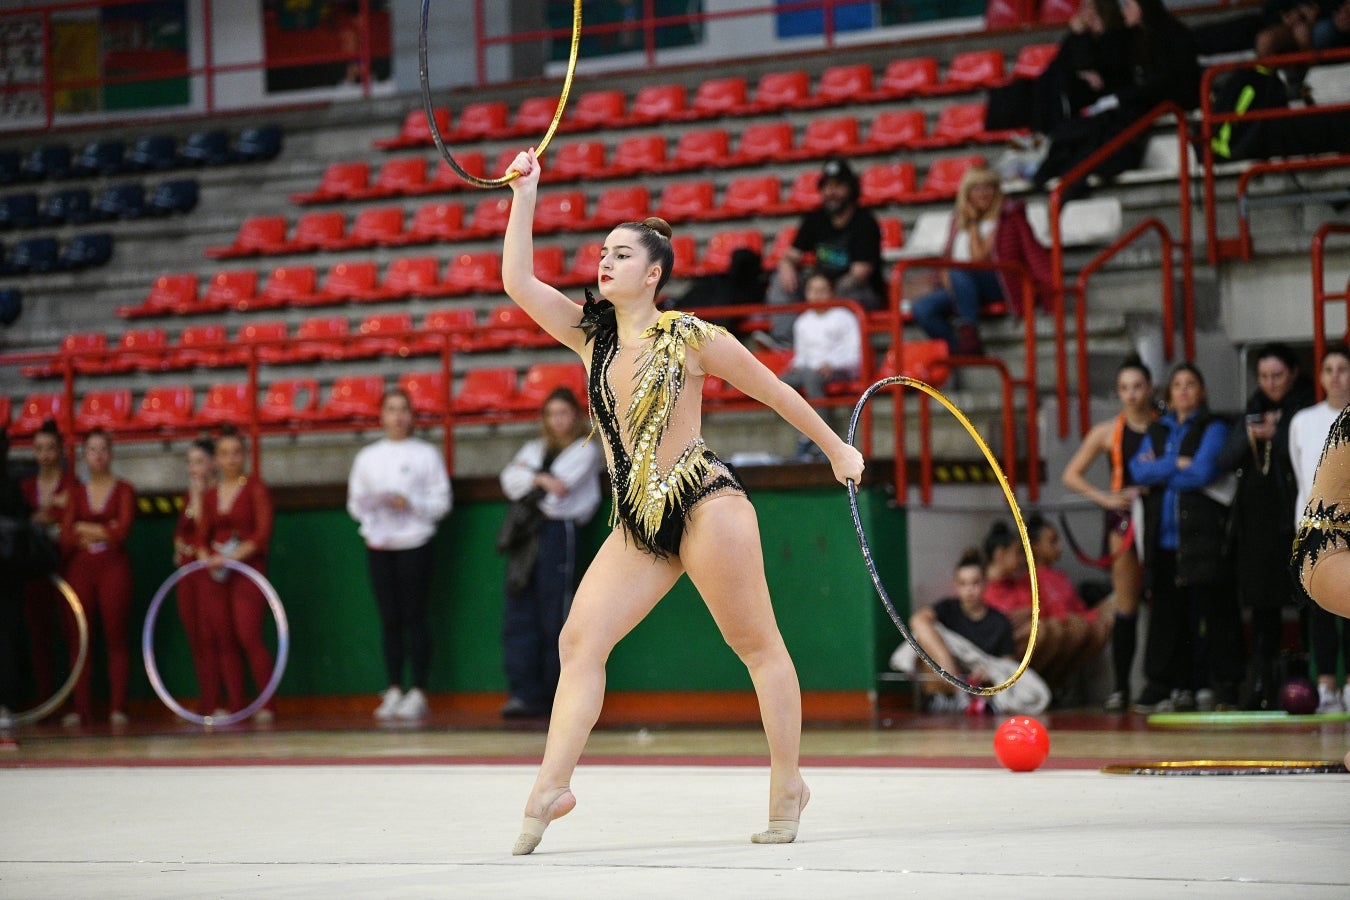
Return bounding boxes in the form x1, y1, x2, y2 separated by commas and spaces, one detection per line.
994, 716, 1050, 772
1280, 677, 1318, 715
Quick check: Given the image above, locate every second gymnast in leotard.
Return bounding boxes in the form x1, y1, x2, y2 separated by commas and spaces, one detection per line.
500, 148, 865, 855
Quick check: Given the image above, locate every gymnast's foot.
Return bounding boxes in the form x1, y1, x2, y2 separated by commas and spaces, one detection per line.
751, 781, 810, 844
512, 787, 576, 856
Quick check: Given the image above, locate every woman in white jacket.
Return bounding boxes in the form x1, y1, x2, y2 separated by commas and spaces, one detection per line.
499, 386, 604, 718
347, 389, 452, 720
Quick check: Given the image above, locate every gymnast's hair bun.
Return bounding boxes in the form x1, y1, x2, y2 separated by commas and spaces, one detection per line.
640, 217, 673, 239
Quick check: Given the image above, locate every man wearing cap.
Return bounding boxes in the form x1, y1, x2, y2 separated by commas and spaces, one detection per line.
764, 157, 884, 346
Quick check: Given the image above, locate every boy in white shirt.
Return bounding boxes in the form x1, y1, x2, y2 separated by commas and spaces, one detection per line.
781, 271, 863, 459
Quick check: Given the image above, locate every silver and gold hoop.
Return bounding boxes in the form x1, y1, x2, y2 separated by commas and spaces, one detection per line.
8, 575, 88, 726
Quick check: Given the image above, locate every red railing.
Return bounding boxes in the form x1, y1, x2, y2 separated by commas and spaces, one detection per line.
1199, 46, 1350, 264
0, 0, 383, 132
1312, 223, 1350, 402
1048, 101, 1193, 439
1236, 154, 1350, 261
0, 298, 879, 474
888, 257, 1038, 503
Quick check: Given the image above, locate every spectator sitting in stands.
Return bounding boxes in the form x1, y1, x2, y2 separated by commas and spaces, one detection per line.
1314, 0, 1350, 48
764, 158, 883, 347
910, 165, 1052, 356
1033, 0, 1201, 196
891, 547, 1050, 715
982, 520, 1075, 689
780, 271, 862, 459
985, 0, 1133, 138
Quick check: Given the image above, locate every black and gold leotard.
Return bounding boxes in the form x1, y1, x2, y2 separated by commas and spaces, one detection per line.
579, 292, 745, 558
1292, 403, 1350, 596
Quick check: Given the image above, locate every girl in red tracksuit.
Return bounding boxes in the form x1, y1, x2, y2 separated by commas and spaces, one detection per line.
174, 437, 221, 715
60, 428, 136, 727
197, 427, 275, 721
19, 419, 74, 704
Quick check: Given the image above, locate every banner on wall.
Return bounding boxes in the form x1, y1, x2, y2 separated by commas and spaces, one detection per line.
101, 1, 190, 111
263, 0, 392, 93
0, 15, 46, 122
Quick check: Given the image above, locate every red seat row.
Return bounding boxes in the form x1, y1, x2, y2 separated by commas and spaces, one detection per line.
372, 48, 1046, 151
7, 361, 589, 436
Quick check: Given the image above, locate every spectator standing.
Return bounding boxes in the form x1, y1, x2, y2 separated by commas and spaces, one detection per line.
197, 428, 275, 723
498, 387, 603, 718
59, 429, 136, 728
174, 437, 220, 716
911, 165, 1053, 355
18, 420, 73, 705
1288, 344, 1350, 711
0, 430, 34, 727
1217, 343, 1315, 709
1130, 363, 1242, 713
764, 158, 883, 346
347, 389, 452, 721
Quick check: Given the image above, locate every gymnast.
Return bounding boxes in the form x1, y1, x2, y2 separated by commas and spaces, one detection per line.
500, 148, 864, 854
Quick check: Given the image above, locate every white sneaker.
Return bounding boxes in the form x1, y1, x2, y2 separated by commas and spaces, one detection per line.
109, 711, 129, 727
374, 687, 404, 720
61, 712, 82, 728
252, 709, 274, 725
1316, 683, 1345, 714
1342, 684, 1350, 713
0, 706, 13, 729
394, 687, 428, 720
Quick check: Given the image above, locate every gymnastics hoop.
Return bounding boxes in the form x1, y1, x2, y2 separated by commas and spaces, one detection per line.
418, 0, 582, 189
846, 375, 1039, 697
8, 574, 88, 726
141, 559, 290, 727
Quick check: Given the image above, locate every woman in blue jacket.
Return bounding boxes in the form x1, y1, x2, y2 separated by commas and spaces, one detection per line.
1129, 362, 1243, 713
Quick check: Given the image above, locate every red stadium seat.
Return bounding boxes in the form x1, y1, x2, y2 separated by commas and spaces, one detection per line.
879, 217, 905, 253
353, 313, 415, 358
532, 246, 568, 284
340, 206, 405, 248
513, 362, 588, 411
11, 393, 65, 437
815, 63, 873, 105
878, 340, 950, 387
750, 70, 812, 112
205, 215, 288, 259
398, 371, 449, 416
412, 307, 477, 354
1039, 0, 1082, 26
919, 102, 994, 147
74, 389, 133, 433
655, 180, 716, 223
289, 161, 371, 204
237, 320, 290, 365
778, 171, 822, 214
717, 175, 781, 219
732, 122, 794, 165
374, 107, 451, 150
61, 332, 110, 376
118, 273, 199, 318
930, 50, 1005, 94
402, 201, 466, 244
630, 83, 686, 123
1012, 43, 1059, 80
915, 155, 985, 201
130, 385, 194, 430
108, 328, 168, 373
512, 96, 558, 135
172, 323, 238, 369
690, 76, 748, 117
468, 196, 512, 237
763, 226, 798, 269
697, 230, 764, 276
292, 316, 351, 362
196, 382, 251, 426
426, 153, 486, 192
439, 251, 503, 295
202, 270, 259, 312
589, 185, 650, 228
862, 110, 927, 151
362, 255, 441, 302
453, 101, 510, 141
798, 116, 859, 159
873, 57, 938, 98
612, 135, 668, 175
985, 0, 1035, 30
354, 157, 428, 199
305, 375, 385, 422
255, 265, 318, 311
283, 211, 347, 253
259, 378, 319, 423
570, 89, 625, 130
485, 304, 554, 349
0, 397, 8, 432
668, 235, 698, 278
860, 162, 918, 205
550, 141, 607, 180
454, 367, 517, 415
534, 190, 588, 233
671, 129, 730, 171
559, 242, 602, 288
290, 261, 377, 307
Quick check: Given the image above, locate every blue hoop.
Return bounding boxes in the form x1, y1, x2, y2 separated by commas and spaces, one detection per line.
141, 559, 289, 727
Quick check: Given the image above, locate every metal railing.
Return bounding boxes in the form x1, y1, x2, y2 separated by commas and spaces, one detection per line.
1312, 223, 1350, 402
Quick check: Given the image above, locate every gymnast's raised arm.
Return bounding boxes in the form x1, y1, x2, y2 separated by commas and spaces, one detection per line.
501, 148, 588, 355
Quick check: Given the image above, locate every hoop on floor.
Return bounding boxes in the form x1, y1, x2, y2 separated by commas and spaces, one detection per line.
142, 559, 289, 727
846, 375, 1039, 697
418, 0, 582, 188
9, 575, 88, 726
